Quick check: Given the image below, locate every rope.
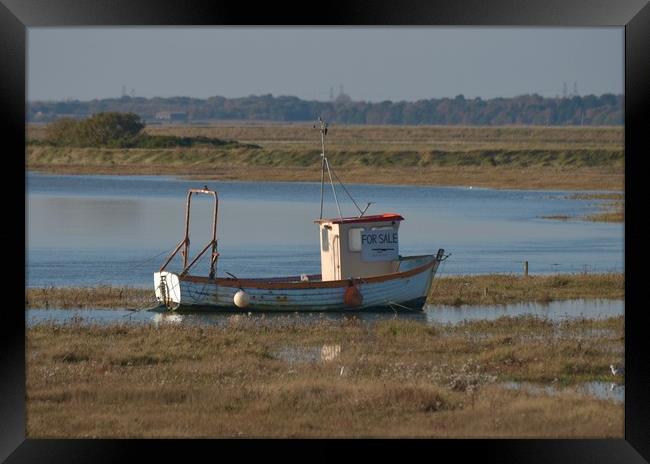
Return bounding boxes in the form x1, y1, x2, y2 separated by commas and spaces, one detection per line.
386, 300, 419, 312
317, 117, 367, 221
328, 162, 366, 216
122, 301, 165, 317
79, 248, 172, 288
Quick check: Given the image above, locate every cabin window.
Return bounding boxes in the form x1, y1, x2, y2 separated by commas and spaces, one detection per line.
321, 227, 329, 252
348, 227, 363, 252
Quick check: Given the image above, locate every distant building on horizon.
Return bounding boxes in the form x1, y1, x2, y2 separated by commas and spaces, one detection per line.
154, 111, 188, 122
335, 84, 351, 104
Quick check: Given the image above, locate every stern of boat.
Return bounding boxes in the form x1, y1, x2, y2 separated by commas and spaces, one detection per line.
154, 271, 182, 310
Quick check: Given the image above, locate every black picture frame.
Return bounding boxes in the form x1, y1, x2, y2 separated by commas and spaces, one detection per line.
4, 0, 649, 461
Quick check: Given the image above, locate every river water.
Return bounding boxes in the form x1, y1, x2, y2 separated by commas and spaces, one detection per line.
26, 173, 624, 288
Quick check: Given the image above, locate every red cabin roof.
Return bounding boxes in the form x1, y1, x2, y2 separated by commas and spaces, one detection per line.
315, 213, 404, 225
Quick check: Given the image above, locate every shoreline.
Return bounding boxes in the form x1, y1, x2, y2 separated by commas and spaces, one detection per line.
27, 165, 624, 192
25, 273, 624, 309
27, 124, 623, 192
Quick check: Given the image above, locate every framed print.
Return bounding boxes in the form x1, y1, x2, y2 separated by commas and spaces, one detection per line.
3, 0, 649, 461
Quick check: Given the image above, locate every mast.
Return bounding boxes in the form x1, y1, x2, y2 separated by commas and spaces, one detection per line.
314, 117, 371, 219
317, 118, 327, 219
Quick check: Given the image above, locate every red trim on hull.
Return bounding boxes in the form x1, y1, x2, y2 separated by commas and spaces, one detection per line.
180, 255, 436, 290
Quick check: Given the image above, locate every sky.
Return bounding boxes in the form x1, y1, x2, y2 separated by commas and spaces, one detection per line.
27, 27, 624, 102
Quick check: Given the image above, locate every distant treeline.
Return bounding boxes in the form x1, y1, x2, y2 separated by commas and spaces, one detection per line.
29, 93, 623, 125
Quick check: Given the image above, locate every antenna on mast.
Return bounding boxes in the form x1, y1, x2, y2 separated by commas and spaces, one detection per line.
314, 117, 328, 152
314, 117, 340, 219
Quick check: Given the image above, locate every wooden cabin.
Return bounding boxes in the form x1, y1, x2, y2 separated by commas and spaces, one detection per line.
315, 213, 404, 281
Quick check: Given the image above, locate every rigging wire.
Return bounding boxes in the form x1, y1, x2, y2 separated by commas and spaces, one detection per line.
66, 248, 172, 289
327, 161, 368, 217
315, 116, 369, 220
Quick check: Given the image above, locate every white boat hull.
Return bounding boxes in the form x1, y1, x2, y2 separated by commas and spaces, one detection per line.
154, 255, 440, 312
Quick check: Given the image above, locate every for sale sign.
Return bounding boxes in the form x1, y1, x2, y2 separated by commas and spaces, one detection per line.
361, 227, 399, 262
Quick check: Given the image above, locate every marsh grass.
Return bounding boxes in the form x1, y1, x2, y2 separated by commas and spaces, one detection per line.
26, 315, 623, 437
586, 210, 624, 223
584, 200, 624, 223
568, 193, 624, 201
427, 273, 623, 306
29, 124, 624, 148
27, 125, 624, 191
25, 286, 155, 309
541, 192, 624, 223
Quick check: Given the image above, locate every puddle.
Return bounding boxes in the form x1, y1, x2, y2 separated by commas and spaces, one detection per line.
273, 344, 341, 364
424, 299, 623, 324
501, 380, 624, 403
26, 298, 623, 328
151, 313, 183, 326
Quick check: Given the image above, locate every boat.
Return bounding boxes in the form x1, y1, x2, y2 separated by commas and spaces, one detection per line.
153, 119, 448, 311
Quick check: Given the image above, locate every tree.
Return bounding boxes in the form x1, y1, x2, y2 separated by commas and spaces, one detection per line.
45, 117, 81, 146
44, 112, 145, 147
31, 94, 623, 126
80, 112, 144, 146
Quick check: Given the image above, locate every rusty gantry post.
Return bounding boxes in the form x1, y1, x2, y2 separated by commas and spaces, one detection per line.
159, 186, 219, 279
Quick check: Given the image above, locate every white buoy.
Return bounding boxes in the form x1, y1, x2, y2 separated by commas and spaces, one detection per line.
233, 290, 250, 308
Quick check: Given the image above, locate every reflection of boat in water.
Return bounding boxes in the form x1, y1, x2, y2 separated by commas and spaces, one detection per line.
154, 119, 448, 312
151, 312, 183, 326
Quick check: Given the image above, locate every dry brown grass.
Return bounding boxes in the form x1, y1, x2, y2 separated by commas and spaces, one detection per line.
427, 273, 624, 306
26, 286, 155, 309
586, 210, 624, 223
138, 124, 624, 153
542, 193, 625, 223
26, 316, 623, 438
26, 124, 624, 191
584, 200, 624, 223
28, 124, 624, 150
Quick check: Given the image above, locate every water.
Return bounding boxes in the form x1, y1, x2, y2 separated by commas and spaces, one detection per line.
501, 381, 624, 403
26, 173, 624, 288
26, 298, 623, 327
422, 298, 623, 324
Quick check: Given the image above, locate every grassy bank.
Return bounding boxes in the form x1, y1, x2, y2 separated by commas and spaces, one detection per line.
27, 125, 624, 191
542, 193, 624, 223
574, 193, 625, 223
29, 124, 624, 149
26, 316, 623, 438
25, 273, 624, 309
25, 286, 155, 309
427, 273, 624, 306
